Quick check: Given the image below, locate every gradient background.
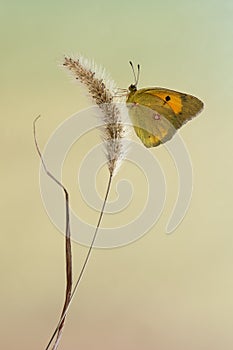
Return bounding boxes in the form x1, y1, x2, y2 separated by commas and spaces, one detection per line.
1, 0, 233, 349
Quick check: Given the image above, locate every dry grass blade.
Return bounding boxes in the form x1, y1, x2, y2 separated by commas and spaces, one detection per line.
33, 116, 73, 350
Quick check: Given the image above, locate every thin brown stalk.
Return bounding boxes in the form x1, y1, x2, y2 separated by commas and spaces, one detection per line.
33, 116, 73, 350
45, 172, 113, 349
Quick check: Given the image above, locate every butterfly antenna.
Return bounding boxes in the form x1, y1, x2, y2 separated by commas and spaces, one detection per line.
136, 64, 140, 86
129, 61, 138, 86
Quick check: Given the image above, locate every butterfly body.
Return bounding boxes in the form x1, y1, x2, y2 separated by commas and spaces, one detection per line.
126, 83, 204, 148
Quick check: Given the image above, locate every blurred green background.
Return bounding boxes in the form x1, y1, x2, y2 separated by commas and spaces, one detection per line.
1, 0, 233, 349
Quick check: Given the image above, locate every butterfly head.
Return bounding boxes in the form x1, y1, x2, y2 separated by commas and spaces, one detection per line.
128, 83, 137, 92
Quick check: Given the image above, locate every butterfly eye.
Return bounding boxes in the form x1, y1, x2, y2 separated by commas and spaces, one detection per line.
165, 96, 171, 101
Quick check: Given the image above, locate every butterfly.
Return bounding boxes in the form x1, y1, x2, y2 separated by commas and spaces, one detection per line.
126, 62, 204, 148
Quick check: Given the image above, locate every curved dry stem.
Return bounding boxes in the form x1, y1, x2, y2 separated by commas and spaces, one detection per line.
45, 172, 113, 349
33, 116, 73, 350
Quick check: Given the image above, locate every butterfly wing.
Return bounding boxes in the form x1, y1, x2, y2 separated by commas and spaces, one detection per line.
144, 88, 204, 123
127, 88, 203, 148
127, 102, 176, 147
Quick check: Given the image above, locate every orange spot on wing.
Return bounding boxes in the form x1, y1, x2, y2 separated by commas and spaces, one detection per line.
146, 90, 183, 115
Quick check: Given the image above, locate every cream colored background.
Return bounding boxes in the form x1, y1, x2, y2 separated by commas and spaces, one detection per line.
1, 0, 233, 349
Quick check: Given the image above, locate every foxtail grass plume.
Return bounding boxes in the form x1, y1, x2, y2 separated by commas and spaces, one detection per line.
63, 56, 127, 175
